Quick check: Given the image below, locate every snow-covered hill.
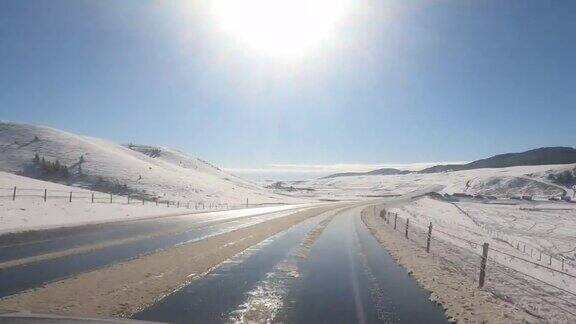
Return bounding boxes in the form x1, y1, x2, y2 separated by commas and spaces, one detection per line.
0, 122, 301, 205
283, 164, 576, 201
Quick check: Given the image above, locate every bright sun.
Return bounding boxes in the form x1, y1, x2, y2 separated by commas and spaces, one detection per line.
211, 0, 352, 58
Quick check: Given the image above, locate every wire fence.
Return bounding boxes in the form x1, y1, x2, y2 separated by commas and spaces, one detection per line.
0, 186, 250, 212
375, 207, 576, 321
390, 204, 574, 272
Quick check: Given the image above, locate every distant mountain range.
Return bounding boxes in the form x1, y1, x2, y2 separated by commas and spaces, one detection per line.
320, 168, 410, 179
419, 147, 576, 173
321, 147, 576, 179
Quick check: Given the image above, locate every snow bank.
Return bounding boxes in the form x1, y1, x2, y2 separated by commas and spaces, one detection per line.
0, 171, 312, 234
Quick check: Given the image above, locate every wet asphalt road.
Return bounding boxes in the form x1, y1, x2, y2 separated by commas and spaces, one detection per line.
134, 206, 447, 324
0, 204, 315, 297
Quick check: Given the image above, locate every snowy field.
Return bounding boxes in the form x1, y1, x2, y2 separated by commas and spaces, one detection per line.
0, 171, 309, 234
382, 196, 576, 322
284, 163, 576, 201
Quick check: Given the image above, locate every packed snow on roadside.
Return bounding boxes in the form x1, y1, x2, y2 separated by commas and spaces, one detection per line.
0, 172, 212, 234
0, 171, 312, 234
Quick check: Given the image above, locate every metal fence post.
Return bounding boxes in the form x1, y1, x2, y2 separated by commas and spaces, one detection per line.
479, 243, 489, 288
12, 186, 16, 200
405, 218, 409, 238
426, 222, 433, 253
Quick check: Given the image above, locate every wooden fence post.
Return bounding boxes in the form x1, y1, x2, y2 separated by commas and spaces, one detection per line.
142, 197, 145, 205
44, 189, 47, 202
562, 258, 565, 271
405, 218, 409, 238
167, 200, 169, 207
12, 186, 16, 200
110, 193, 113, 203
127, 195, 130, 204
69, 191, 72, 202
394, 214, 398, 230
426, 222, 433, 253
91, 192, 94, 203
479, 243, 489, 288
155, 198, 158, 206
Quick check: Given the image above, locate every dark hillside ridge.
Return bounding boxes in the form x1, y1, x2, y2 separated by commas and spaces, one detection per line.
419, 147, 576, 173
321, 168, 409, 179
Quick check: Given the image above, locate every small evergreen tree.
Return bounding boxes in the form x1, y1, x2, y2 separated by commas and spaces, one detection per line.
61, 166, 69, 178
33, 153, 40, 164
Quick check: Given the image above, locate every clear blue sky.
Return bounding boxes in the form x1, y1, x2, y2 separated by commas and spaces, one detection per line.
1, 1, 575, 179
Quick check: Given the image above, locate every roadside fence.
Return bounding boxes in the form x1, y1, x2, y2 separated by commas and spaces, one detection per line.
376, 208, 576, 320
0, 186, 235, 211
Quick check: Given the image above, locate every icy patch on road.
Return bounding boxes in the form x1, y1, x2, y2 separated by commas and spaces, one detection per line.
228, 209, 340, 323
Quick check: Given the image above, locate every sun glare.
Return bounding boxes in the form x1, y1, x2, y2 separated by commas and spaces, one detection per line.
211, 0, 352, 58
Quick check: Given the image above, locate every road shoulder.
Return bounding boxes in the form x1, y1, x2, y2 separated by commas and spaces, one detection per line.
361, 207, 537, 324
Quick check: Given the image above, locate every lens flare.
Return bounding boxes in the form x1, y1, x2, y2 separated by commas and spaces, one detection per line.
211, 0, 352, 58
